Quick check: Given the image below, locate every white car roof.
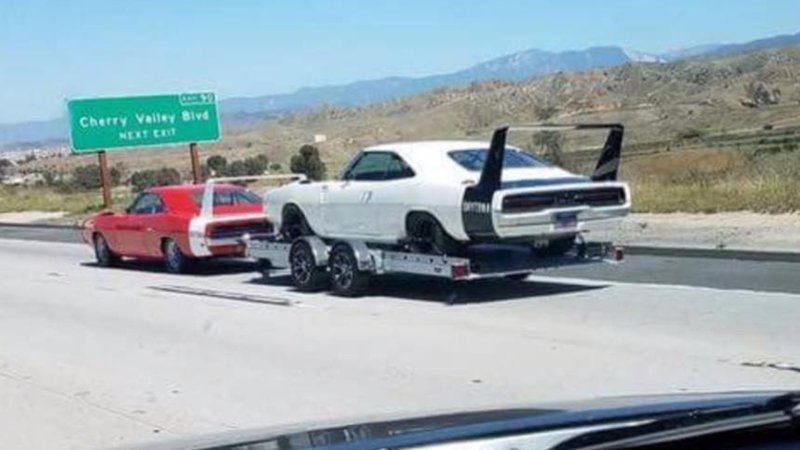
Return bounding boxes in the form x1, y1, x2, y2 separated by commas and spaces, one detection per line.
364, 140, 493, 157
356, 140, 570, 183
361, 140, 523, 182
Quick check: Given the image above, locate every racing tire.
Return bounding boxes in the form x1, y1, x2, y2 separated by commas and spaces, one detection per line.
430, 221, 464, 256
281, 206, 313, 240
407, 213, 463, 256
289, 240, 327, 292
93, 234, 120, 267
164, 239, 192, 274
328, 244, 370, 297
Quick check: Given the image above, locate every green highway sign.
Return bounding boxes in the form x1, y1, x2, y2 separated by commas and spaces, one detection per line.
67, 92, 220, 153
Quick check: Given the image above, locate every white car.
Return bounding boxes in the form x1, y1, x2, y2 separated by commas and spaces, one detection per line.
265, 125, 630, 255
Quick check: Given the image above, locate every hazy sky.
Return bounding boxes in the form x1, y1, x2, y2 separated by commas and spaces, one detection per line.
1, 0, 798, 123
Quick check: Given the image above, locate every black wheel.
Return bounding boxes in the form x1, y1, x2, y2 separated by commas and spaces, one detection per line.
281, 206, 313, 240
328, 244, 370, 297
505, 273, 530, 281
407, 213, 463, 256
289, 240, 327, 291
93, 234, 120, 267
164, 239, 192, 274
534, 235, 576, 257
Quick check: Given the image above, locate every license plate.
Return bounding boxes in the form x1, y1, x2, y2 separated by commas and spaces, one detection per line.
553, 213, 578, 230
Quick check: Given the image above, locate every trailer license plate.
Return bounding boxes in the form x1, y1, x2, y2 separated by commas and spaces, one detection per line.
554, 213, 578, 230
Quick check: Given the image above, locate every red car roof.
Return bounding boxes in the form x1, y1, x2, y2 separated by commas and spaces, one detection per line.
147, 184, 259, 213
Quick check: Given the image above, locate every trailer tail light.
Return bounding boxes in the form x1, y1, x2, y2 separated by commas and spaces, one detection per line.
451, 263, 470, 280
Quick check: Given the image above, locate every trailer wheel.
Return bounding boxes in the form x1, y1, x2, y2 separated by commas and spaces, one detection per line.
289, 240, 326, 291
328, 244, 370, 297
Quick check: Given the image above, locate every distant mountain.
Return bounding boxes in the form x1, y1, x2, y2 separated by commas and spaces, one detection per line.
659, 44, 725, 62
219, 46, 635, 116
700, 30, 800, 58
0, 118, 67, 150
2, 30, 798, 148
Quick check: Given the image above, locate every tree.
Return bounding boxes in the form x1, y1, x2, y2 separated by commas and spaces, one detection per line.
225, 160, 248, 177
0, 159, 13, 180
70, 164, 121, 190
290, 144, 327, 180
243, 154, 269, 175
269, 163, 282, 173
206, 155, 228, 175
71, 164, 101, 189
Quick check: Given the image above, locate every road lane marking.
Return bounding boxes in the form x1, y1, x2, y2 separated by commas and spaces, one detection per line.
149, 285, 297, 307
528, 275, 800, 298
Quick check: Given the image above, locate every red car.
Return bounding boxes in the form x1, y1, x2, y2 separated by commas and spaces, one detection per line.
82, 183, 272, 273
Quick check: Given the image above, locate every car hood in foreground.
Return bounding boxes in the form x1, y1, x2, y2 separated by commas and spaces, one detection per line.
123, 390, 798, 450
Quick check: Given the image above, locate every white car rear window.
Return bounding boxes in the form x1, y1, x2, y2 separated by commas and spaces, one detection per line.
449, 149, 549, 171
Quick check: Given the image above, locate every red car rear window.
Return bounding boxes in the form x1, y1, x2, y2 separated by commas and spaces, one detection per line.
191, 189, 262, 208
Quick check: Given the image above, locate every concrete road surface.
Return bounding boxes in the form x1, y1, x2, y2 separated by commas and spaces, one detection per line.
1, 239, 799, 449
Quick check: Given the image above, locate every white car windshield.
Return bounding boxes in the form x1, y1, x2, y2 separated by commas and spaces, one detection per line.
448, 149, 549, 171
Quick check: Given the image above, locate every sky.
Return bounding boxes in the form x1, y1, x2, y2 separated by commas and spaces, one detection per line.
0, 0, 798, 123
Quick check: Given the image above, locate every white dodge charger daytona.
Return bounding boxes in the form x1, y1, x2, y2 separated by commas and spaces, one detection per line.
265, 124, 630, 255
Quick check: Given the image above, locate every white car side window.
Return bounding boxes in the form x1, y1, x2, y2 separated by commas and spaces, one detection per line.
344, 152, 414, 181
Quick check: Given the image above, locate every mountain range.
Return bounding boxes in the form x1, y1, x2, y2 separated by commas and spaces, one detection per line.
2, 30, 798, 149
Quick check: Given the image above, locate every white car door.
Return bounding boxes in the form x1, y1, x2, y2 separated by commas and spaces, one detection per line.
363, 152, 417, 239
321, 151, 394, 237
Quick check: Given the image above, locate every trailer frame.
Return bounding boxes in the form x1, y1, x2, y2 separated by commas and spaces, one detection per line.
245, 234, 622, 299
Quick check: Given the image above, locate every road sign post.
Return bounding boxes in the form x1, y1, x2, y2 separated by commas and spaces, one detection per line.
97, 151, 112, 209
189, 142, 202, 184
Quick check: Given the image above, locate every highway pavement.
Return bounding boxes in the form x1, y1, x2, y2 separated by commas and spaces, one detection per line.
1, 236, 799, 449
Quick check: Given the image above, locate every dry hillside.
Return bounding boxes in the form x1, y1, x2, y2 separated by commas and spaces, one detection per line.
21, 46, 800, 177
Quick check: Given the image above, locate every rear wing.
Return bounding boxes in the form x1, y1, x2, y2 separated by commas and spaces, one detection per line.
200, 174, 306, 218
476, 123, 624, 194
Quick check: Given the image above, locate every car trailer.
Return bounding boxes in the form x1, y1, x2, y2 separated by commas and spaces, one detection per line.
245, 235, 623, 300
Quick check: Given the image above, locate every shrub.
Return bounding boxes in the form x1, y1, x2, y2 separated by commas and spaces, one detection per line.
130, 167, 181, 192
290, 144, 327, 180
70, 164, 121, 190
206, 155, 228, 175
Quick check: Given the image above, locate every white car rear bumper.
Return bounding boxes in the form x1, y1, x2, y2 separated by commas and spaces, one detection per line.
493, 205, 629, 239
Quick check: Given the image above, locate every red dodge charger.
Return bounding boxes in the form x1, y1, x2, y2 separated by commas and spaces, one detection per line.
81, 183, 271, 273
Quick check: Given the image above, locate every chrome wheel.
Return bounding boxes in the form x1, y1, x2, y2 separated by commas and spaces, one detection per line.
289, 241, 326, 291
290, 247, 313, 285
331, 251, 354, 290
328, 244, 370, 297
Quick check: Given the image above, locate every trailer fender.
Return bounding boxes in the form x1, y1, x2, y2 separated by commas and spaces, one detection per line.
338, 240, 375, 272
297, 235, 329, 267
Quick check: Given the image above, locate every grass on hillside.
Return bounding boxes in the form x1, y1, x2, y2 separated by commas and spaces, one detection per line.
625, 148, 800, 213
0, 186, 134, 217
